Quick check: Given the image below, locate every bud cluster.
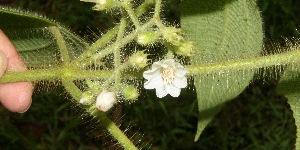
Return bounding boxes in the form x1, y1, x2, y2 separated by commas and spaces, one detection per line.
135, 26, 194, 57
78, 0, 193, 113
161, 27, 194, 57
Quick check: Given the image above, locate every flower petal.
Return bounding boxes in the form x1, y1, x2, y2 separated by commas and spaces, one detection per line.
144, 73, 164, 89
152, 61, 163, 69
165, 84, 181, 97
175, 67, 188, 78
156, 87, 168, 98
173, 76, 187, 88
143, 68, 160, 80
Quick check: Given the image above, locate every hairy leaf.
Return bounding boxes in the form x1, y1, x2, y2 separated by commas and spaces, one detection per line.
181, 0, 263, 141
278, 66, 300, 149
0, 7, 88, 68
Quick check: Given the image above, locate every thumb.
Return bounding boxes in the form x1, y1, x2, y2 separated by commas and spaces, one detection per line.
0, 50, 7, 77
0, 30, 33, 113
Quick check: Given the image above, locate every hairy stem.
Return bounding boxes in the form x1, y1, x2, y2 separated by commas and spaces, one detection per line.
73, 0, 155, 66
0, 49, 300, 83
93, 108, 138, 150
114, 16, 127, 90
92, 19, 155, 60
187, 49, 300, 75
154, 0, 162, 20
0, 68, 112, 83
123, 2, 141, 29
2, 49, 300, 83
49, 27, 71, 65
62, 79, 138, 149
75, 27, 119, 65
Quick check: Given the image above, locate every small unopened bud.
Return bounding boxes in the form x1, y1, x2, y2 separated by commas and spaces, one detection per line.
80, 0, 117, 11
174, 41, 194, 56
96, 0, 118, 11
161, 27, 184, 45
123, 86, 139, 101
96, 90, 117, 112
80, 91, 94, 105
129, 51, 149, 69
136, 31, 158, 45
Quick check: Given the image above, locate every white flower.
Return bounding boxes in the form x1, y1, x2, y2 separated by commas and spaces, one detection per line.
96, 90, 117, 112
143, 59, 188, 98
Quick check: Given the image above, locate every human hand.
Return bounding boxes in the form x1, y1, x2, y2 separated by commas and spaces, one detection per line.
0, 29, 34, 113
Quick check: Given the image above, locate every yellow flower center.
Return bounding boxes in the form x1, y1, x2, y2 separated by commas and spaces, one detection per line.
162, 66, 175, 84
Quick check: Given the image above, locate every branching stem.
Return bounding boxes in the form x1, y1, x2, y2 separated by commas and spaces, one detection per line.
2, 49, 300, 83
123, 3, 141, 29
62, 79, 138, 150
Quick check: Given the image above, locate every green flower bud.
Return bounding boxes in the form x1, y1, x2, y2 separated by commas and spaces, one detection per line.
80, 0, 118, 11
123, 86, 139, 101
174, 41, 194, 56
161, 27, 184, 45
136, 31, 158, 45
129, 50, 149, 69
93, 0, 117, 11
80, 91, 95, 105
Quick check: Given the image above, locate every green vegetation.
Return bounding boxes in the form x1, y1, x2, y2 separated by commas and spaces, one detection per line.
0, 0, 299, 149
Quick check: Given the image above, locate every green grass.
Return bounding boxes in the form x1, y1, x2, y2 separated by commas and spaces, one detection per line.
0, 0, 299, 149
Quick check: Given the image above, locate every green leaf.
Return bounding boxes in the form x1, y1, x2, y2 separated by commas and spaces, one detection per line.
278, 66, 300, 149
0, 7, 88, 68
181, 0, 263, 141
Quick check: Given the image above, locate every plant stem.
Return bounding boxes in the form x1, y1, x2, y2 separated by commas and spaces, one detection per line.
123, 3, 141, 29
61, 78, 82, 100
94, 111, 138, 150
3, 48, 300, 83
73, 0, 155, 66
49, 27, 71, 65
103, 62, 131, 90
62, 79, 138, 150
154, 0, 162, 20
74, 27, 119, 65
0, 68, 112, 83
114, 16, 127, 90
92, 18, 156, 60
187, 48, 300, 75
3, 49, 300, 83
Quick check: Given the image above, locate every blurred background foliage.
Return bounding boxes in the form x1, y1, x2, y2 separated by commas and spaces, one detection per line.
0, 0, 299, 149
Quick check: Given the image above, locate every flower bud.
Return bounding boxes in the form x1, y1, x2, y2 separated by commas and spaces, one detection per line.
136, 31, 158, 45
94, 0, 117, 11
129, 50, 149, 69
80, 0, 117, 11
80, 91, 94, 105
96, 90, 117, 112
123, 86, 139, 101
161, 27, 184, 46
174, 41, 194, 56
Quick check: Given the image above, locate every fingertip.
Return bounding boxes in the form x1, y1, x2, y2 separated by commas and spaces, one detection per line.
0, 50, 8, 77
0, 82, 34, 113
0, 29, 33, 113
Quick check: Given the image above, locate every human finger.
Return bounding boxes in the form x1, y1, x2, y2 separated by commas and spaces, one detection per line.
0, 29, 34, 113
